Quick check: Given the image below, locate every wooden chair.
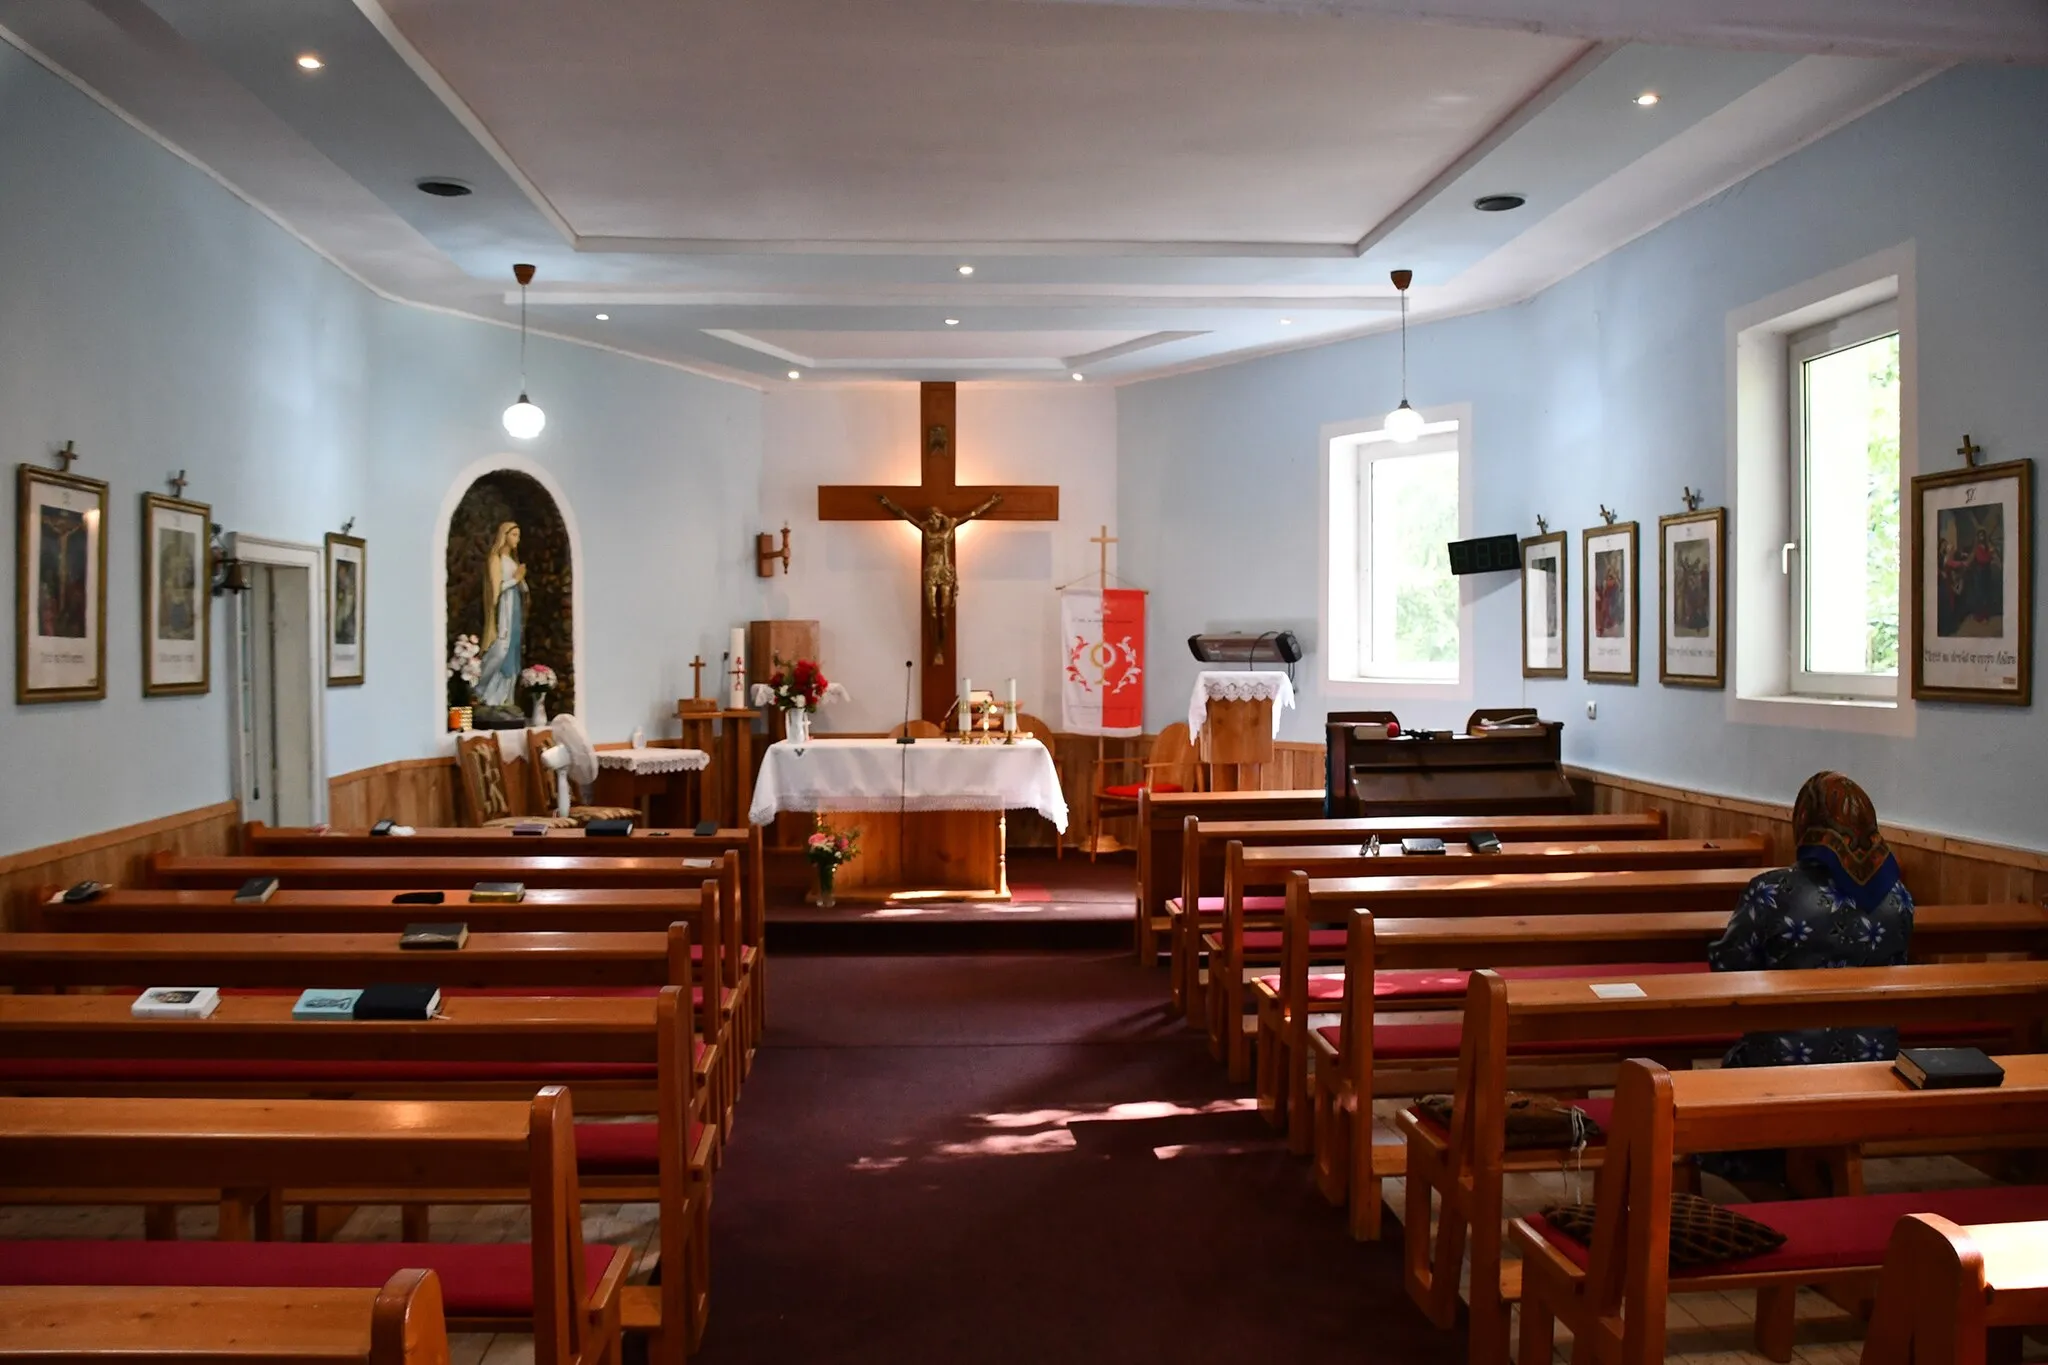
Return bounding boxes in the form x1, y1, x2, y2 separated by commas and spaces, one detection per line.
1090, 721, 1198, 863
1016, 711, 1066, 859
0, 1270, 453, 1365
888, 719, 943, 739
1862, 1215, 2048, 1365
455, 732, 575, 829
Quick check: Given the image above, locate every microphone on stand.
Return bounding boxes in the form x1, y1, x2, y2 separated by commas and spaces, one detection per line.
895, 660, 917, 744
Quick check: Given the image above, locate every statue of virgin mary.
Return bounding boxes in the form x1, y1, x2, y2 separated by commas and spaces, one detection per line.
474, 521, 527, 706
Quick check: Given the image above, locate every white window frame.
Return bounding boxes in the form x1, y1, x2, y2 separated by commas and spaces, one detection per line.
1727, 244, 1916, 737
1786, 300, 1901, 700
1320, 406, 1474, 702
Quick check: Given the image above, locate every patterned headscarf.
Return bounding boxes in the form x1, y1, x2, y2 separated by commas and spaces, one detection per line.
1792, 771, 1902, 912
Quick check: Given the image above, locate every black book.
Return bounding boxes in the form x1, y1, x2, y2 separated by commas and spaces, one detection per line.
353, 982, 441, 1020
1894, 1047, 2005, 1090
399, 922, 469, 950
584, 818, 635, 837
1400, 837, 1448, 856
392, 890, 446, 906
234, 876, 280, 904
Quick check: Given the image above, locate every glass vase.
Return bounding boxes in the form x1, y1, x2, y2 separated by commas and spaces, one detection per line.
814, 863, 836, 908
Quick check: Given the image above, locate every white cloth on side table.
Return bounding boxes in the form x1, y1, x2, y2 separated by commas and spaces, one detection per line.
1187, 670, 1295, 739
748, 737, 1068, 830
596, 747, 710, 775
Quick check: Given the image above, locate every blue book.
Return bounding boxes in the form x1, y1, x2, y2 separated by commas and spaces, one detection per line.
292, 988, 363, 1021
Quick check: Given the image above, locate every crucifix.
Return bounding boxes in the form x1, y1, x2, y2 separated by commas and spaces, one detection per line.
168, 469, 189, 498
54, 440, 79, 473
818, 382, 1060, 723
1958, 434, 1984, 467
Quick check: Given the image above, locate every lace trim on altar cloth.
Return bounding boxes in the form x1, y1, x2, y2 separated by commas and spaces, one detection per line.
1195, 675, 1292, 703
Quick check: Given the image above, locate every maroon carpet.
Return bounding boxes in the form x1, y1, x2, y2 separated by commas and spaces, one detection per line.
693, 949, 1463, 1363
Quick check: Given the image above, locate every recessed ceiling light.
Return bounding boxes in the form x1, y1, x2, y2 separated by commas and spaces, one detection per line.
1279, 318, 1294, 326
594, 313, 610, 321
944, 318, 960, 326
1473, 193, 1527, 213
1071, 373, 1085, 382
957, 264, 975, 276
787, 370, 801, 380
415, 178, 472, 198
1635, 91, 1660, 107
296, 53, 324, 71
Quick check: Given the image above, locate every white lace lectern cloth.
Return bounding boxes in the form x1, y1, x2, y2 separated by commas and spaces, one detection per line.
596, 747, 710, 775
1187, 670, 1296, 739
748, 737, 1068, 830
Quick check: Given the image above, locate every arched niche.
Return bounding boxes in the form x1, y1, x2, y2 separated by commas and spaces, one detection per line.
442, 467, 578, 722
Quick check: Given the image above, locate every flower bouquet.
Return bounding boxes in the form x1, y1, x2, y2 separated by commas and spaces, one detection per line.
750, 657, 848, 744
519, 662, 558, 725
445, 634, 482, 730
804, 818, 860, 906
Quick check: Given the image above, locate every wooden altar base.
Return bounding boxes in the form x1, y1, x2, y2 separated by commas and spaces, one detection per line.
772, 807, 1011, 903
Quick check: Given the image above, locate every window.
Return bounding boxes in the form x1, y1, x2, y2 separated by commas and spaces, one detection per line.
1326, 418, 1465, 685
1788, 302, 1900, 698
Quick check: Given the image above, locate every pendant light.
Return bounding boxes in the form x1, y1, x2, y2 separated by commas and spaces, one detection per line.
502, 263, 546, 440
1383, 268, 1424, 443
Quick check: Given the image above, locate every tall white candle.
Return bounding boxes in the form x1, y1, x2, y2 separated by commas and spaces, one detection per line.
728, 627, 747, 709
1006, 677, 1018, 732
960, 677, 972, 733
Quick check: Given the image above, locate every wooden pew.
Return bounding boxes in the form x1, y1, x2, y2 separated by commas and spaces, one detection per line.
1512, 1056, 2048, 1365
1197, 836, 1769, 1076
1861, 1215, 2048, 1365
1165, 810, 1674, 1018
0, 987, 712, 1356
148, 850, 763, 1072
1133, 789, 1325, 961
1254, 900, 2048, 1138
0, 1270, 450, 1365
0, 1091, 623, 1365
34, 886, 709, 935
0, 922, 735, 1143
1408, 962, 2048, 1365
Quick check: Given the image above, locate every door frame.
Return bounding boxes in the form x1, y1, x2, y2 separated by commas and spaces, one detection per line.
225, 533, 327, 826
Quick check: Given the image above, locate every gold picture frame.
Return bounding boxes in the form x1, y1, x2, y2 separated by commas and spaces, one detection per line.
1910, 458, 2032, 705
16, 464, 110, 704
141, 492, 212, 697
1520, 530, 1568, 679
1582, 520, 1639, 685
325, 531, 366, 687
1658, 508, 1727, 689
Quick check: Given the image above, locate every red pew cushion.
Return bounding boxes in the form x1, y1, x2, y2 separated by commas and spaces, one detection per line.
1103, 783, 1182, 800
1525, 1184, 2048, 1276
1314, 1021, 1737, 1062
0, 1059, 656, 1084
1165, 896, 1288, 917
574, 1120, 707, 1175
1256, 962, 1705, 1005
1230, 929, 1348, 953
0, 1240, 623, 1318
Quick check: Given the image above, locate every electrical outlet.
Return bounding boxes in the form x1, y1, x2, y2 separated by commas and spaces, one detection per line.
1585, 700, 1597, 720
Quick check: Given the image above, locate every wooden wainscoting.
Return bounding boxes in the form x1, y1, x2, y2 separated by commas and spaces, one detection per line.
0, 801, 241, 931
1568, 766, 2047, 904
327, 757, 459, 829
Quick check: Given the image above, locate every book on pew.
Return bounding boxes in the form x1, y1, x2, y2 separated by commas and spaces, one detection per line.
1400, 837, 1448, 855
131, 986, 221, 1019
292, 988, 364, 1020
399, 922, 469, 950
584, 817, 635, 837
1894, 1047, 2006, 1090
353, 983, 441, 1020
468, 881, 526, 903
392, 890, 446, 905
233, 876, 279, 904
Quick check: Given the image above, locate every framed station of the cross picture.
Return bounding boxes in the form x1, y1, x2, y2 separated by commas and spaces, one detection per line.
1911, 458, 2033, 705
1582, 520, 1639, 685
1520, 530, 1567, 678
1658, 507, 1726, 688
16, 463, 110, 703
141, 491, 212, 696
325, 531, 366, 687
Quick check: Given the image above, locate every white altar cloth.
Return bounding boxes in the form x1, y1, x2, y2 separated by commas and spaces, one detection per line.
1187, 670, 1295, 738
597, 747, 710, 775
748, 737, 1068, 830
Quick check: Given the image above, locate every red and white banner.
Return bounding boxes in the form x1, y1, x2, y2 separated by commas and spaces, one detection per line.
1061, 589, 1145, 737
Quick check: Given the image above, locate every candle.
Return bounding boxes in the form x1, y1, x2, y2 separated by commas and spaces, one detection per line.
1006, 678, 1018, 733
960, 678, 972, 733
727, 627, 747, 709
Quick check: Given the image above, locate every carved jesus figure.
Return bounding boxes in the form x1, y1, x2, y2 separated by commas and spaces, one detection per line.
878, 491, 1002, 660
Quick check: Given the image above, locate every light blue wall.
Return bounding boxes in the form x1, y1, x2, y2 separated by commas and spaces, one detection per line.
0, 43, 764, 856
1121, 67, 2048, 851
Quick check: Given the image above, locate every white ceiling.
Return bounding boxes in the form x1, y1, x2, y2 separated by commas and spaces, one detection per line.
0, 0, 2011, 384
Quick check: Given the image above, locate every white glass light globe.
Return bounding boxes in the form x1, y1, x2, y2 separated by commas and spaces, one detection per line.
502, 394, 546, 440
1383, 399, 1425, 443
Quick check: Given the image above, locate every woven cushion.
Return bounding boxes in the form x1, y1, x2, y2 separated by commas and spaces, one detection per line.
484, 815, 578, 829
0, 1240, 621, 1318
1413, 1093, 1606, 1150
570, 806, 641, 824
1542, 1194, 1785, 1270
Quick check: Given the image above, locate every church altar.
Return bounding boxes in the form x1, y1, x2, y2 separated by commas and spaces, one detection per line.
749, 737, 1068, 901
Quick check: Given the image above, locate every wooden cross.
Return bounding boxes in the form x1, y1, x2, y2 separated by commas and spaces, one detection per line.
54, 440, 78, 473
1089, 524, 1117, 588
688, 654, 707, 700
818, 382, 1061, 722
1958, 434, 1984, 467
168, 469, 188, 499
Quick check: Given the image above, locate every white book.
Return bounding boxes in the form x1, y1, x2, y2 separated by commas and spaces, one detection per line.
131, 986, 222, 1019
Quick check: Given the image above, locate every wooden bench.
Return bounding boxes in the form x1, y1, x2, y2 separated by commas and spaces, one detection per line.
1861, 1215, 2048, 1365
1133, 789, 1325, 961
1167, 809, 1671, 1009
1409, 963, 2048, 1365
0, 1090, 624, 1365
0, 987, 713, 1356
0, 1270, 450, 1365
1512, 1056, 2048, 1365
1195, 835, 1769, 1078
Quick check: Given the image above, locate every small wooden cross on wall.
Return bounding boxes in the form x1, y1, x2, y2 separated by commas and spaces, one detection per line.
1958, 434, 1984, 468
1535, 515, 1549, 536
168, 469, 189, 499
54, 440, 79, 473
1682, 486, 1704, 512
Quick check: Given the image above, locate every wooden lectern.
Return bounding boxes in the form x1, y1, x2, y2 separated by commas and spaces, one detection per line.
1201, 697, 1275, 792
677, 704, 758, 826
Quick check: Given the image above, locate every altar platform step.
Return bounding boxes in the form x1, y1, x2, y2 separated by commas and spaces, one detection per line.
767, 852, 1134, 953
